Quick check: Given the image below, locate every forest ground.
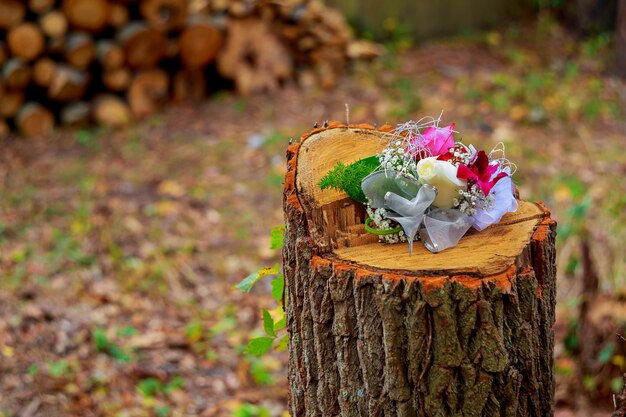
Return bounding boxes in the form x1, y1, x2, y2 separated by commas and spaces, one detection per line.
1, 14, 625, 417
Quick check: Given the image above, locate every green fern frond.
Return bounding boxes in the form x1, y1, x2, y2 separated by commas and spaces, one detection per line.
318, 156, 379, 204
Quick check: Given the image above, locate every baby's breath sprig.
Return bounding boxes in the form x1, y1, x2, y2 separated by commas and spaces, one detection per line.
366, 207, 408, 244
453, 183, 495, 216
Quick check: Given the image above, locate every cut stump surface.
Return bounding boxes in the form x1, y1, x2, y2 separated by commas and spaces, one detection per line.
283, 123, 557, 417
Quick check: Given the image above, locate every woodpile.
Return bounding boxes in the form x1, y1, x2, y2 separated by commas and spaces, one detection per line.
0, 0, 381, 137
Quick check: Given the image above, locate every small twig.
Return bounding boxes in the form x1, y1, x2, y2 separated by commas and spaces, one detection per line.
345, 103, 350, 125
611, 374, 626, 417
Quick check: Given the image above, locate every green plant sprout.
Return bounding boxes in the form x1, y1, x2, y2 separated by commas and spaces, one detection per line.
234, 225, 288, 357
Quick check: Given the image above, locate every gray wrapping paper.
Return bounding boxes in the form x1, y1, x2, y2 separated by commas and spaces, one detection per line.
362, 170, 472, 254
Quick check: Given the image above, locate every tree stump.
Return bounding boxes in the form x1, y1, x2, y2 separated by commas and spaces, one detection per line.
283, 123, 557, 417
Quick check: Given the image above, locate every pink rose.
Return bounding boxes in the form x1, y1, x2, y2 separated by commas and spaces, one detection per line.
407, 123, 456, 160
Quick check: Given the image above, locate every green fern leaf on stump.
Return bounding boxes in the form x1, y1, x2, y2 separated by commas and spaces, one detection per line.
318, 156, 380, 204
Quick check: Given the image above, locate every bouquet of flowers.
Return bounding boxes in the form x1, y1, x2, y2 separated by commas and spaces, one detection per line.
319, 117, 518, 253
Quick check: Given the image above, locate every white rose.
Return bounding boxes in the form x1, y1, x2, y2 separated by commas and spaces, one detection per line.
416, 157, 467, 208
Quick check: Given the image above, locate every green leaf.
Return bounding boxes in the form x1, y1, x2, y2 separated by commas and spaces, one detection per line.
233, 403, 271, 417
93, 328, 110, 352
245, 337, 274, 356
116, 325, 138, 337
582, 374, 597, 392
137, 377, 163, 397
567, 197, 591, 219
164, 375, 185, 393
185, 321, 204, 343
108, 344, 132, 364
269, 225, 285, 250
270, 274, 284, 305
318, 156, 380, 204
274, 315, 286, 332
155, 406, 170, 417
262, 309, 275, 337
597, 342, 615, 365
92, 327, 132, 363
47, 360, 69, 378
234, 264, 280, 293
27, 364, 40, 376
274, 334, 289, 351
249, 359, 274, 385
611, 377, 625, 394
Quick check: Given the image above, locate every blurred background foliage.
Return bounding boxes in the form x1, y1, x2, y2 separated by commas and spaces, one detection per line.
1, 1, 626, 416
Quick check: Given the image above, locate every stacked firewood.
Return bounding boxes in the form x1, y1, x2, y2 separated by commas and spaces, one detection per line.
0, 0, 380, 137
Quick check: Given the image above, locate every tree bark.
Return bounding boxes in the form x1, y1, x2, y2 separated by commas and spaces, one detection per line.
64, 32, 96, 70
283, 123, 557, 417
3, 58, 32, 90
48, 65, 88, 102
61, 101, 91, 127
172, 68, 206, 102
0, 42, 7, 68
96, 40, 125, 71
617, 0, 626, 78
0, 119, 9, 139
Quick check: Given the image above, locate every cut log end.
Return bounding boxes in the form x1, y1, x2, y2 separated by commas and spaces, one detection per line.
217, 18, 291, 95
179, 17, 223, 69
29, 0, 56, 14
117, 22, 166, 69
283, 124, 557, 417
92, 94, 132, 127
32, 57, 57, 87
140, 0, 188, 32
48, 65, 89, 102
7, 23, 45, 61
65, 32, 96, 70
109, 3, 129, 28
62, 0, 110, 32
97, 41, 125, 71
61, 102, 91, 127
102, 68, 131, 92
17, 102, 55, 137
127, 69, 169, 118
0, 90, 25, 118
0, 0, 26, 30
3, 58, 32, 89
293, 127, 548, 276
39, 11, 69, 39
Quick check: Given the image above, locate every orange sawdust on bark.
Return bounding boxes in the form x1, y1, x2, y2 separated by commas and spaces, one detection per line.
309, 256, 520, 294
310, 256, 332, 269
